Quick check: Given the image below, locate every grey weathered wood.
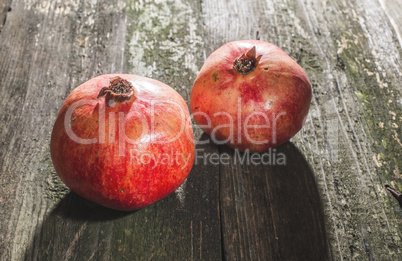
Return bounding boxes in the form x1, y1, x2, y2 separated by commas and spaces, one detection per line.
202, 0, 402, 260
0, 0, 12, 33
218, 143, 329, 260
1, 0, 401, 260
24, 137, 221, 261
1, 0, 220, 260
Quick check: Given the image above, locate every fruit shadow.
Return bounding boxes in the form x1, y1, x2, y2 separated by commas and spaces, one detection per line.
23, 134, 329, 260
212, 137, 331, 260
50, 191, 132, 222
23, 135, 220, 260
23, 191, 132, 260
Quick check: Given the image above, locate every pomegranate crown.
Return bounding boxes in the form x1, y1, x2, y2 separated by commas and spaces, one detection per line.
97, 76, 135, 106
233, 46, 262, 75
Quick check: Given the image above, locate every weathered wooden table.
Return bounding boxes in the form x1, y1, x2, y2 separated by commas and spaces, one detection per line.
1, 0, 401, 260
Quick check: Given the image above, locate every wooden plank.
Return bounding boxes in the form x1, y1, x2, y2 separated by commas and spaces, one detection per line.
0, 0, 221, 260
0, 0, 401, 260
24, 137, 221, 261
218, 144, 329, 260
0, 0, 12, 33
201, 0, 402, 260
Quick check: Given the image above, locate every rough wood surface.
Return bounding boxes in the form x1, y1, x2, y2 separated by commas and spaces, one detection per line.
0, 0, 12, 33
202, 0, 402, 260
218, 143, 329, 260
0, 0, 401, 260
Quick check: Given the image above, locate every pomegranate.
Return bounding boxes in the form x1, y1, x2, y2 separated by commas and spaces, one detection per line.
191, 40, 311, 152
51, 74, 194, 211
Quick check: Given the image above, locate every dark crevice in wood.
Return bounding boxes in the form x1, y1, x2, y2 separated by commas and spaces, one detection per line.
1, 12, 6, 30
217, 144, 226, 261
0, 2, 12, 34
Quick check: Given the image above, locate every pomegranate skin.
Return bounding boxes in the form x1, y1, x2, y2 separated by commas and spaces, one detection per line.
191, 40, 312, 152
51, 74, 194, 211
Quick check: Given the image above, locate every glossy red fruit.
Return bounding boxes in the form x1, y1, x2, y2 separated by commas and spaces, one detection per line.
51, 74, 194, 211
191, 40, 311, 152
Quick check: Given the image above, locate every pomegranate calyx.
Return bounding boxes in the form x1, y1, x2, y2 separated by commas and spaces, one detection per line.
233, 46, 262, 75
97, 76, 135, 106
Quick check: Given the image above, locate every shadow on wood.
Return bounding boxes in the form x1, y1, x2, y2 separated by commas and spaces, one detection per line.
22, 134, 328, 260
22, 192, 131, 260
218, 141, 330, 261
47, 192, 132, 222
23, 134, 221, 261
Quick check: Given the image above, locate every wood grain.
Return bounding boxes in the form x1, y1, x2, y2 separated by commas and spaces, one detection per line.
202, 0, 401, 259
0, 0, 12, 33
218, 143, 329, 260
24, 136, 221, 261
0, 0, 219, 260
0, 0, 401, 260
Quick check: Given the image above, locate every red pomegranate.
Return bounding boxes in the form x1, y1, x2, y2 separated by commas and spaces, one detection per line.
51, 74, 194, 211
191, 40, 311, 152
